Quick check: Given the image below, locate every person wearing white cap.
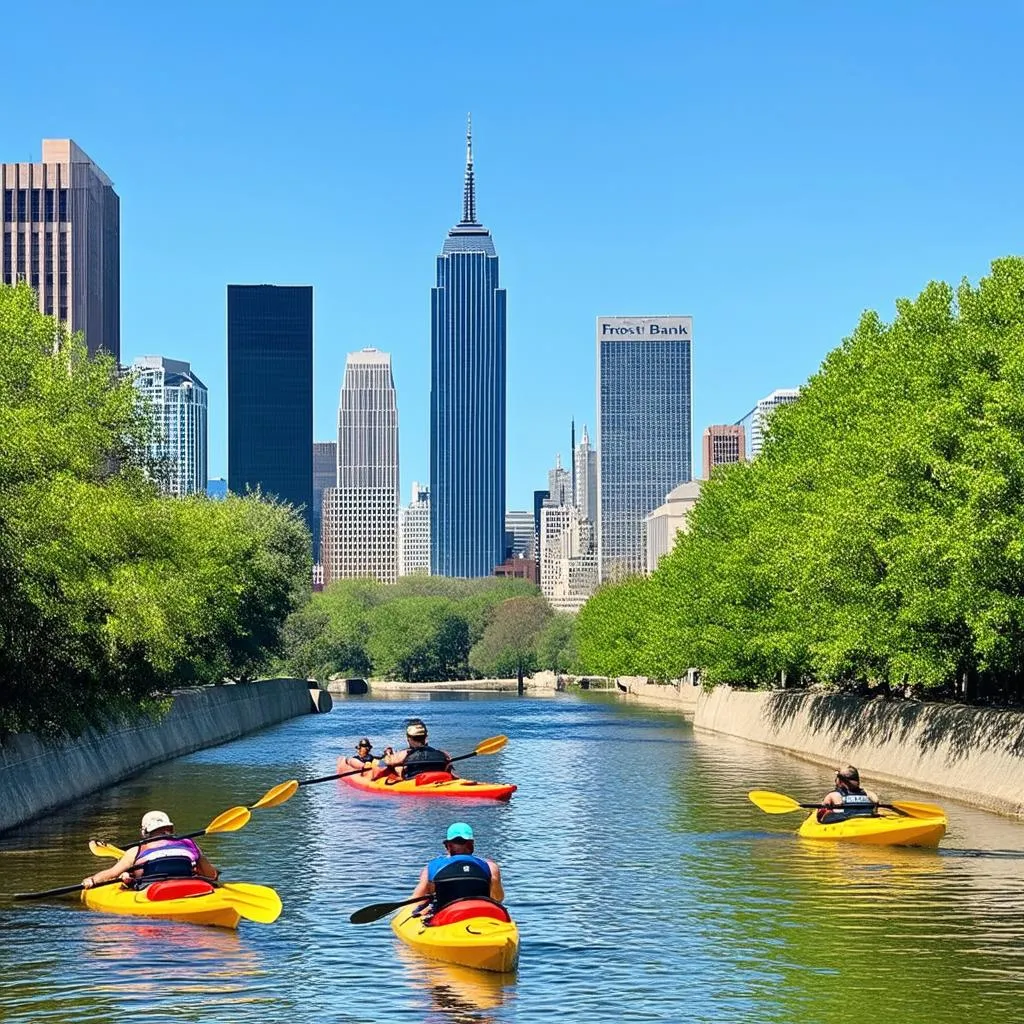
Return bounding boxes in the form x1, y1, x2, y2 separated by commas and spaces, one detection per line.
81, 810, 219, 890
375, 719, 453, 780
407, 822, 504, 916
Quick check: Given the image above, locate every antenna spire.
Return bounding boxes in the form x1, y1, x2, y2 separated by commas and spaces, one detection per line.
462, 113, 477, 224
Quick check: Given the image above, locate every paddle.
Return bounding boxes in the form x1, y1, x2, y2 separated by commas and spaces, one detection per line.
748, 790, 946, 818
99, 804, 252, 853
14, 872, 211, 901
297, 734, 509, 788
349, 894, 433, 925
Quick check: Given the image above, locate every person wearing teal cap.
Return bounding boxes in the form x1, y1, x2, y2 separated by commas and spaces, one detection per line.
408, 822, 504, 917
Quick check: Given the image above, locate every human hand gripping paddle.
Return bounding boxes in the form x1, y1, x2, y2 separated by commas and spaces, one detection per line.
349, 894, 433, 925
747, 790, 946, 819
295, 734, 509, 787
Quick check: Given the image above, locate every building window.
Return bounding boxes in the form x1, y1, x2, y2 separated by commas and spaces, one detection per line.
44, 190, 54, 221
30, 189, 41, 222
58, 189, 68, 221
3, 190, 12, 222
17, 190, 27, 220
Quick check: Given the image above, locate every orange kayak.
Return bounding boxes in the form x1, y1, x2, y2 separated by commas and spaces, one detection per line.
339, 761, 516, 802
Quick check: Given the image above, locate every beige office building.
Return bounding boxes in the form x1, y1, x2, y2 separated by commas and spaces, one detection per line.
645, 480, 703, 574
1, 139, 120, 359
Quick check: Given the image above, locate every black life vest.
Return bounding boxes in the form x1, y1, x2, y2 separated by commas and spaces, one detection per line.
429, 854, 492, 910
403, 744, 449, 779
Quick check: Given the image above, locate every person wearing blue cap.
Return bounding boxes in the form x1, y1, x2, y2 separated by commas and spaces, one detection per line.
408, 822, 504, 916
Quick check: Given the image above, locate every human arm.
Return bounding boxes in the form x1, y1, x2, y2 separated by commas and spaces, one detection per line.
82, 847, 137, 888
866, 789, 881, 805
196, 851, 219, 881
488, 861, 504, 902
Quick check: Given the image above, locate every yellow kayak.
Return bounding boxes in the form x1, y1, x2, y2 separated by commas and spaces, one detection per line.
392, 899, 519, 973
798, 810, 947, 847
81, 878, 243, 929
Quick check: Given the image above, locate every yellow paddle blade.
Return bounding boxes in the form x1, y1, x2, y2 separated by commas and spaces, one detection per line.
748, 790, 803, 814
206, 806, 251, 833
89, 840, 124, 859
475, 735, 508, 756
219, 882, 283, 924
251, 780, 299, 809
890, 799, 946, 819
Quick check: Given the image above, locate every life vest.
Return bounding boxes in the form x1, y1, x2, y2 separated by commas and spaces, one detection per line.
352, 753, 375, 764
403, 744, 450, 779
818, 784, 877, 822
134, 837, 200, 880
426, 853, 491, 909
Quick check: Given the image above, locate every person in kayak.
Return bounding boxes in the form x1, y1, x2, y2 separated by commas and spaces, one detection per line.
409, 822, 504, 916
817, 766, 881, 823
80, 810, 219, 890
342, 737, 377, 772
374, 719, 453, 780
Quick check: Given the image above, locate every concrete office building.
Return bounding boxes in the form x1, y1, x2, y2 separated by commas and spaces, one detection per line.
702, 424, 746, 478
504, 510, 536, 559
645, 480, 703, 574
574, 424, 598, 521
227, 285, 313, 537
540, 501, 598, 612
312, 441, 338, 563
547, 454, 571, 507
597, 315, 693, 581
130, 356, 207, 497
399, 482, 431, 577
750, 388, 800, 457
1, 139, 119, 358
323, 349, 399, 584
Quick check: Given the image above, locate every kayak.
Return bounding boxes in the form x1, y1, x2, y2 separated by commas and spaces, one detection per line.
797, 810, 947, 847
81, 878, 242, 929
391, 899, 519, 973
340, 761, 516, 802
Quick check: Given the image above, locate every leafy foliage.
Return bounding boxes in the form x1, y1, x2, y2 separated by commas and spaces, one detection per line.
469, 597, 553, 679
574, 258, 1024, 704
0, 283, 310, 736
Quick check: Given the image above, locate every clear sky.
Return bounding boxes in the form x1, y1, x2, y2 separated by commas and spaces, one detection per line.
5, 1, 1024, 508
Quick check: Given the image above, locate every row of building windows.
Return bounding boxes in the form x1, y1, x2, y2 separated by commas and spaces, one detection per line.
3, 188, 69, 223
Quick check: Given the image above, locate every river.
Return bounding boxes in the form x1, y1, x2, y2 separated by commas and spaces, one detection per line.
2, 693, 1023, 1023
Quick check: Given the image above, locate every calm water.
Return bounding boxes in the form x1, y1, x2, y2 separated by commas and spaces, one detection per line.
2, 693, 1024, 1023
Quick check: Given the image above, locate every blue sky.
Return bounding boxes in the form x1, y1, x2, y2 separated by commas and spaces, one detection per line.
6, 1, 1024, 508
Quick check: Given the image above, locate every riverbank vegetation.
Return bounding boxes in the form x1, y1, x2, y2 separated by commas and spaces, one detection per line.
278, 578, 578, 682
577, 258, 1024, 706
0, 284, 310, 737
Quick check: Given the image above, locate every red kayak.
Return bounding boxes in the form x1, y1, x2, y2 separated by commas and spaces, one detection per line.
339, 761, 516, 802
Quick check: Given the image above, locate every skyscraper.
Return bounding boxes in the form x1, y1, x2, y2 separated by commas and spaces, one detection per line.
574, 424, 598, 521
430, 117, 507, 577
312, 441, 338, 563
399, 482, 431, 576
227, 285, 313, 537
702, 424, 746, 478
1, 139, 119, 358
130, 356, 207, 497
323, 348, 399, 584
750, 388, 800, 456
597, 315, 693, 581
504, 510, 536, 559
547, 454, 571, 507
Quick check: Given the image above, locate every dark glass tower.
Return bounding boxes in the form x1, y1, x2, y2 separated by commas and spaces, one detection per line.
430, 118, 507, 577
227, 285, 314, 541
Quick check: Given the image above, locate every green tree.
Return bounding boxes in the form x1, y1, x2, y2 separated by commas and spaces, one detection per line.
468, 596, 553, 684
536, 612, 578, 673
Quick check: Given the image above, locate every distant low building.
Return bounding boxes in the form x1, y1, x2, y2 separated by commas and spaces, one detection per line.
645, 480, 702, 574
702, 424, 746, 478
494, 556, 539, 584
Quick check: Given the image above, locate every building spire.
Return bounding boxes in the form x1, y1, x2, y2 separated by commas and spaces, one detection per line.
462, 112, 477, 225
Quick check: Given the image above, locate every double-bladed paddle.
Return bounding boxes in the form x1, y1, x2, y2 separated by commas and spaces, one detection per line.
296, 734, 509, 788
748, 790, 946, 819
349, 894, 430, 925
14, 872, 214, 901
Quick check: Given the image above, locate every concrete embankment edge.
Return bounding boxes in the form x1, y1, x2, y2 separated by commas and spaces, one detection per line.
0, 679, 324, 835
615, 681, 1024, 820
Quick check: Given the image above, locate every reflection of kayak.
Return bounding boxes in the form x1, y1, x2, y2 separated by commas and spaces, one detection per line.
392, 899, 519, 973
340, 761, 516, 802
798, 810, 947, 847
82, 879, 243, 929
395, 946, 513, 1012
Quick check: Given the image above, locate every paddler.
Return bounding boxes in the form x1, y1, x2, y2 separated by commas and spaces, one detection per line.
374, 719, 453, 780
81, 810, 219, 890
409, 822, 505, 916
342, 737, 377, 772
817, 766, 881, 823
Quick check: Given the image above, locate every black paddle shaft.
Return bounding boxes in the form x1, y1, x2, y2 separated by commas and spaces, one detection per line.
13, 872, 217, 901
299, 748, 480, 788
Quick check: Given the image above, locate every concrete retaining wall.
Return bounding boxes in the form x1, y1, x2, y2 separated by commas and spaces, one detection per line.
616, 677, 701, 715
692, 686, 1024, 820
0, 679, 317, 835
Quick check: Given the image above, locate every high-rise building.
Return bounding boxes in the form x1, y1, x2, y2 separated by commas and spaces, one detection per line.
547, 454, 571, 507
1, 139, 119, 358
504, 510, 535, 559
312, 441, 338, 563
323, 348, 399, 584
574, 424, 598, 522
750, 388, 800, 457
130, 356, 207, 497
430, 117, 506, 577
597, 315, 693, 581
645, 480, 702, 574
227, 284, 313, 538
399, 482, 431, 577
540, 501, 598, 612
702, 424, 746, 478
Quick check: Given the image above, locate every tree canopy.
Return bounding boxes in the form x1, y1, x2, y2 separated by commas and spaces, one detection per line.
575, 258, 1024, 704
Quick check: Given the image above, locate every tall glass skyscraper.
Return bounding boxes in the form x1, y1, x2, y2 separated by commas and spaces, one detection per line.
597, 315, 693, 581
227, 284, 313, 538
430, 117, 507, 578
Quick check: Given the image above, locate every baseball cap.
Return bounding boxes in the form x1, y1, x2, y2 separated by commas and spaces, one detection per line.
357, 737, 372, 748
141, 810, 173, 834
406, 721, 428, 738
445, 822, 474, 842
